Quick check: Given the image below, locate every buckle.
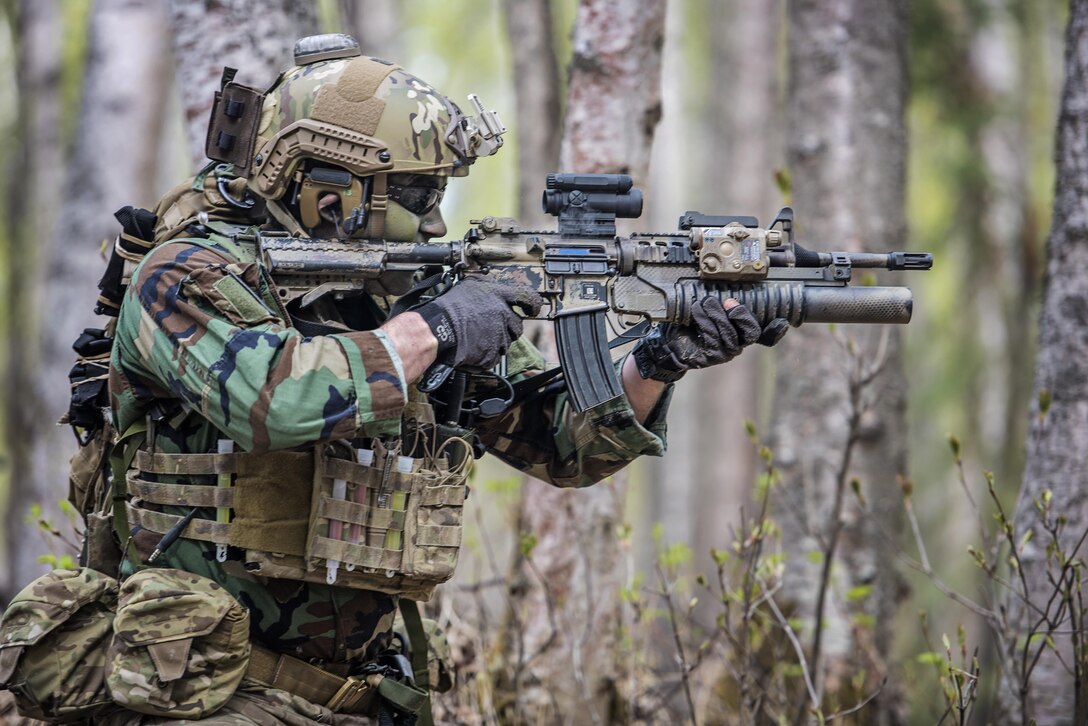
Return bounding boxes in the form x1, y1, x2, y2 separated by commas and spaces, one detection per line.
325, 674, 371, 713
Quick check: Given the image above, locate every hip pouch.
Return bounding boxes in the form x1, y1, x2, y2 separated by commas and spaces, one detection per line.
105, 568, 250, 719
0, 568, 118, 723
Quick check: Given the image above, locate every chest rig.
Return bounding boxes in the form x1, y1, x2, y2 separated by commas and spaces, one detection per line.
113, 223, 473, 601
122, 390, 472, 601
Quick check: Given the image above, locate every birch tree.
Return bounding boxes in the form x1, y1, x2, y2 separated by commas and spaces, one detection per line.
167, 0, 318, 169
2, 0, 65, 602
772, 0, 909, 721
497, 1, 667, 721
1001, 2, 1088, 723
3, 0, 171, 599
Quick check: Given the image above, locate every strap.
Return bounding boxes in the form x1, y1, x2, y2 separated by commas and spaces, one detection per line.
125, 502, 231, 544
399, 599, 433, 726
308, 536, 403, 570
369, 174, 388, 240
247, 641, 430, 716
387, 270, 447, 319
127, 475, 235, 508
247, 643, 378, 714
110, 421, 148, 569
318, 497, 406, 530
135, 449, 239, 476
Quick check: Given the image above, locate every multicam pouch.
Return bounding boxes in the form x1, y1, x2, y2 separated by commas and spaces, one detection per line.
105, 568, 250, 719
0, 568, 117, 723
304, 432, 470, 601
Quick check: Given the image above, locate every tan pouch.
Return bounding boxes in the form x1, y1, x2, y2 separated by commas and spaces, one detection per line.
105, 569, 250, 719
0, 569, 117, 723
67, 423, 114, 516
305, 438, 469, 598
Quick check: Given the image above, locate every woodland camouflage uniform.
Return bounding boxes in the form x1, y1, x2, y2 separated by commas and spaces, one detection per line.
0, 35, 674, 726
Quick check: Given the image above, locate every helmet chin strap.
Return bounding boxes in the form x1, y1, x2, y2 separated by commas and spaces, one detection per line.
267, 198, 306, 236
367, 174, 388, 240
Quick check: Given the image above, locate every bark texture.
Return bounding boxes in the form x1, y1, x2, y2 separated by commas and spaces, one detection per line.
167, 0, 319, 170
3, 0, 65, 602
504, 0, 561, 229
503, 1, 666, 721
773, 0, 909, 721
1003, 2, 1088, 723
4, 0, 171, 599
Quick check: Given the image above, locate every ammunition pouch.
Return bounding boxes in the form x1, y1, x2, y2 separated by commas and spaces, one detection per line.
104, 569, 250, 720
0, 569, 118, 723
121, 400, 472, 601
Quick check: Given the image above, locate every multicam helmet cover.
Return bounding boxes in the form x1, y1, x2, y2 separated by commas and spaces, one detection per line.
196, 35, 506, 238
249, 35, 505, 205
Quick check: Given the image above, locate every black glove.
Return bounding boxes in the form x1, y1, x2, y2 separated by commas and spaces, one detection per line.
417, 276, 544, 369
632, 297, 789, 382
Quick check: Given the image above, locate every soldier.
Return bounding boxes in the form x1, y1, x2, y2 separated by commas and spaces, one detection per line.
0, 35, 783, 725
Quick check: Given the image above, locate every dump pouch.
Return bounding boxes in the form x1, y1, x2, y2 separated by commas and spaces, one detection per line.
105, 568, 250, 719
0, 569, 117, 723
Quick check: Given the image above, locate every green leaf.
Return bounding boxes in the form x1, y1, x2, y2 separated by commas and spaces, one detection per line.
1038, 389, 1052, 420
852, 613, 876, 628
519, 532, 537, 557
846, 584, 872, 602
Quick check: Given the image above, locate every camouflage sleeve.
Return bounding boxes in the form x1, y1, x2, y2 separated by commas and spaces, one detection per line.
474, 337, 673, 488
111, 241, 407, 451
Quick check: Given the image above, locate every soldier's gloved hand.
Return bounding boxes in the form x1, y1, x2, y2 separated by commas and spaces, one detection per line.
632, 297, 789, 382
417, 276, 543, 369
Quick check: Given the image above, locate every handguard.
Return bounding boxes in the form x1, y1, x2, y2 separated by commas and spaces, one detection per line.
554, 306, 625, 412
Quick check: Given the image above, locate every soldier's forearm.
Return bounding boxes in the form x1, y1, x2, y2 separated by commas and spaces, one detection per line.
621, 354, 668, 423
381, 312, 438, 383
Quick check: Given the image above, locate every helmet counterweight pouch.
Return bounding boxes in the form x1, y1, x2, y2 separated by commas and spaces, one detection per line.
205, 67, 263, 177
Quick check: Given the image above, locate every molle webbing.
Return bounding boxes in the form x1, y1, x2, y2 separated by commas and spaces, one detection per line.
123, 434, 470, 599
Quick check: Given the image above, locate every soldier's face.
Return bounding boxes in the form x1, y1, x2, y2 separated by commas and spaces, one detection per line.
362, 173, 449, 295
378, 173, 448, 243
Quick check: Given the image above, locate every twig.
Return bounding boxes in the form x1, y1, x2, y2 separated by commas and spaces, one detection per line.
655, 562, 698, 725
760, 575, 819, 708
823, 677, 887, 722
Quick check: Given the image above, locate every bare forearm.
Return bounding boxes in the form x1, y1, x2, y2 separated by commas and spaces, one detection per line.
622, 353, 668, 423
380, 312, 438, 383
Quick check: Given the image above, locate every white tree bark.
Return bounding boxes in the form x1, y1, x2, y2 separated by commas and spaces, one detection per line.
3, 0, 171, 599
773, 0, 909, 722
1002, 3, 1088, 723
168, 0, 318, 170
2, 0, 64, 604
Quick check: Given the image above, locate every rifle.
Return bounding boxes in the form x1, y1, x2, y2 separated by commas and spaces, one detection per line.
256, 173, 932, 415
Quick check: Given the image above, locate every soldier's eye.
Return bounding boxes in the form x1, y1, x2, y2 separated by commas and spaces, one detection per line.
387, 185, 444, 216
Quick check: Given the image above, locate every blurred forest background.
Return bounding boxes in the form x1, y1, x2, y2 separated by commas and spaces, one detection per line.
0, 0, 1085, 724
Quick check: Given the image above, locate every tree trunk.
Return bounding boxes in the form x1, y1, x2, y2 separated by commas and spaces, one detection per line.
167, 0, 319, 170
500, 1, 667, 722
340, 0, 403, 63
2, 0, 65, 603
3, 0, 171, 600
772, 0, 909, 722
1002, 2, 1088, 723
503, 0, 561, 230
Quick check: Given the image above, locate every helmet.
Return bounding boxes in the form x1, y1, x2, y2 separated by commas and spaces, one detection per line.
208, 34, 505, 239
